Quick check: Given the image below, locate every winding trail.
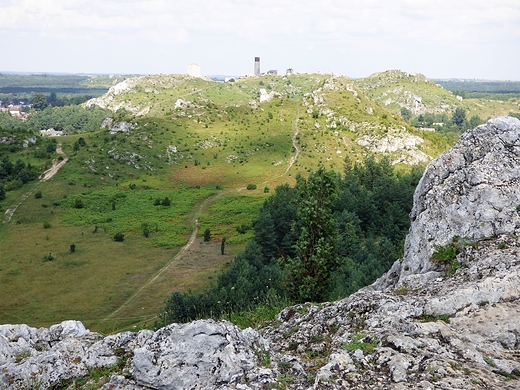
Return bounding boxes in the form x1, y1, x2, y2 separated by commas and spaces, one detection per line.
101, 104, 303, 327
100, 188, 235, 325
284, 104, 301, 175
2, 142, 68, 224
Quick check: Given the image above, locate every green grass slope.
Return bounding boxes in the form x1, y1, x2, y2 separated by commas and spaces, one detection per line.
1, 72, 460, 332
355, 69, 520, 121
355, 70, 461, 115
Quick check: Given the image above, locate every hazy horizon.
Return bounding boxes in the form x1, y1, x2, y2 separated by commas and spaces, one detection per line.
1, 70, 519, 83
1, 1, 519, 81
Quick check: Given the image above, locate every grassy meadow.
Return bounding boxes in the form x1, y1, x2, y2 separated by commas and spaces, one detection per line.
0, 120, 287, 332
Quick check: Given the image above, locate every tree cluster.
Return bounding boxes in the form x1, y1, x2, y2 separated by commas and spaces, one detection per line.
0, 155, 39, 194
159, 157, 423, 325
27, 105, 111, 134
405, 108, 484, 133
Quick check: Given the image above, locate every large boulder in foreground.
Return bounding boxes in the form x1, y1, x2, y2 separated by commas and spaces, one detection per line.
0, 320, 267, 390
379, 116, 520, 289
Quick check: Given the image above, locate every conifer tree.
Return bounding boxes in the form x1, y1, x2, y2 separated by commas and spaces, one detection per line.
279, 167, 339, 302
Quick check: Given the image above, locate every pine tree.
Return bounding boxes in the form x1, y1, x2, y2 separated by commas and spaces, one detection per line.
204, 228, 211, 242
279, 167, 339, 302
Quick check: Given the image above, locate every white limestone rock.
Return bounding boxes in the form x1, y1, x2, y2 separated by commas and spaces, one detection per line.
131, 320, 262, 389
394, 116, 520, 288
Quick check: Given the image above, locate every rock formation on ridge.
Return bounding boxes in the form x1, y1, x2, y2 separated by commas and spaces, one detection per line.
1, 117, 520, 389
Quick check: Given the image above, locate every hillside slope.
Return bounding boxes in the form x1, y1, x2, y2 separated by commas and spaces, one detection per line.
355, 69, 460, 115
0, 72, 458, 333
355, 69, 520, 121
1, 117, 520, 389
85, 73, 445, 176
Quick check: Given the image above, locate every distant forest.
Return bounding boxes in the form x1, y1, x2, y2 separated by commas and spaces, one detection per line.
433, 79, 520, 96
0, 87, 108, 96
0, 73, 129, 99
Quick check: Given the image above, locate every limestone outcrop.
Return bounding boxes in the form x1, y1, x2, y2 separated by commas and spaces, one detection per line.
383, 116, 520, 290
1, 117, 520, 389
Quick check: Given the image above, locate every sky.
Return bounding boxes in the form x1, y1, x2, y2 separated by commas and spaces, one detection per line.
1, 0, 519, 80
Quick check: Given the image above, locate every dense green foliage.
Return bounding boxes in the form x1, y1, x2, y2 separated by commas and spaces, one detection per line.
279, 167, 339, 302
410, 109, 484, 133
1, 99, 111, 136
0, 113, 33, 132
0, 155, 40, 189
434, 80, 520, 94
26, 105, 112, 133
159, 157, 422, 324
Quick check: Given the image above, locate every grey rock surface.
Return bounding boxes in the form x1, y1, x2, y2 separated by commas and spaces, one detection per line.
381, 116, 520, 289
0, 320, 266, 390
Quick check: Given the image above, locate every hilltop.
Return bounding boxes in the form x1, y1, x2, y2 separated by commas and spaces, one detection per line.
355, 70, 460, 115
355, 69, 519, 121
85, 72, 450, 173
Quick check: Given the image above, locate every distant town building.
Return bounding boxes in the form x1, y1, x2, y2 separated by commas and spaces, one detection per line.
187, 64, 201, 78
254, 57, 260, 76
40, 128, 63, 137
266, 70, 278, 76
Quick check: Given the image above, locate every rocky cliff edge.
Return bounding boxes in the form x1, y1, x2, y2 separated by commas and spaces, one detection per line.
1, 117, 520, 389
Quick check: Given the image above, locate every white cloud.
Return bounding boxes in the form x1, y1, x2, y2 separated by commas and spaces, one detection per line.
0, 0, 518, 78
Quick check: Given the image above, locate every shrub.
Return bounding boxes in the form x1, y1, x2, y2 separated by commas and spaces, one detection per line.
5, 179, 23, 191
114, 232, 124, 242
204, 228, 211, 242
430, 236, 471, 276
246, 184, 257, 190
34, 190, 42, 199
43, 253, 54, 262
70, 243, 76, 253
221, 237, 226, 255
431, 243, 459, 263
142, 224, 150, 238
74, 198, 84, 209
236, 224, 250, 234
43, 221, 51, 229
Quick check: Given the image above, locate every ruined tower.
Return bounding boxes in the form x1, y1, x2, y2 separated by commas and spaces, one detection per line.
186, 64, 201, 78
254, 57, 260, 76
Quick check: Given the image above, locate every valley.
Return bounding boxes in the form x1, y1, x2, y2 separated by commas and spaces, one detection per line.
1, 71, 519, 333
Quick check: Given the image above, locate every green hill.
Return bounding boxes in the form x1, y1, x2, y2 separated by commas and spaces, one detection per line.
355, 69, 520, 121
2, 71, 514, 333
355, 70, 460, 115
